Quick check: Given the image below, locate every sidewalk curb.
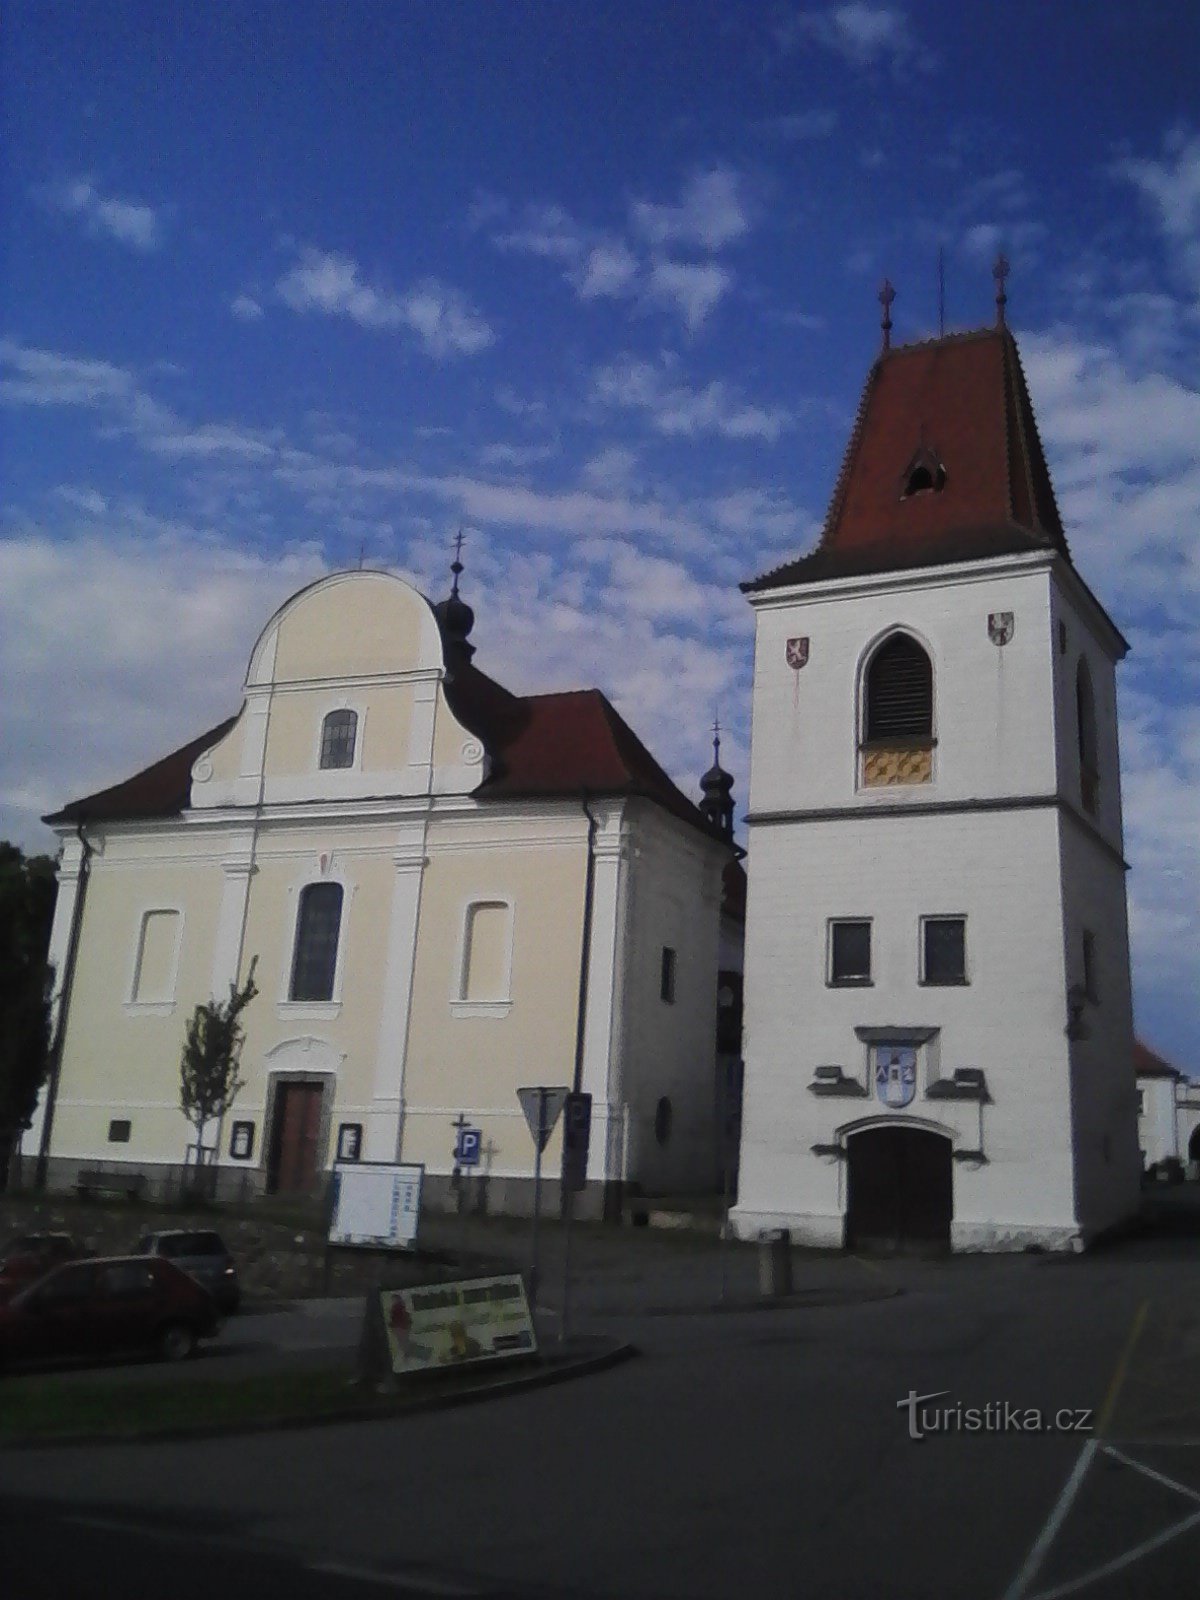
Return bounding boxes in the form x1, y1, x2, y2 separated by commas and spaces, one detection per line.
0, 1340, 639, 1451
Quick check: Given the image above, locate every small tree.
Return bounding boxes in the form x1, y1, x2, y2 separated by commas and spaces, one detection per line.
0, 844, 57, 1191
179, 957, 258, 1196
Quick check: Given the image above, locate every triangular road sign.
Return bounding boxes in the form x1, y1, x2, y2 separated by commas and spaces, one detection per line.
517, 1086, 570, 1153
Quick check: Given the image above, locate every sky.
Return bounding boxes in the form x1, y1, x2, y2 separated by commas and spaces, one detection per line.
1, 2, 1197, 1065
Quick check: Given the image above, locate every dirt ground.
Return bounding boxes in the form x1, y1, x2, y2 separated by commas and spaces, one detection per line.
0, 1191, 526, 1303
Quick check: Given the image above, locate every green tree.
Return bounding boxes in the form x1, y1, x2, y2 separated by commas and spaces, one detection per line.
0, 843, 58, 1189
179, 957, 259, 1196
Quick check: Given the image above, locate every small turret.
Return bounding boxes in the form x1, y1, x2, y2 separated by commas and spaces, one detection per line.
699, 718, 735, 843
433, 532, 476, 677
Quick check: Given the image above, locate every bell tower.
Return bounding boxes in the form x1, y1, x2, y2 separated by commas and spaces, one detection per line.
731, 270, 1139, 1253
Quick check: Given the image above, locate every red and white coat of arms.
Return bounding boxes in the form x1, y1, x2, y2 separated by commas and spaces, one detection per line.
786, 637, 810, 669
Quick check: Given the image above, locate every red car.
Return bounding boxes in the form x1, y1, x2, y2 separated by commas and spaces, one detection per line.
0, 1233, 86, 1302
0, 1254, 221, 1368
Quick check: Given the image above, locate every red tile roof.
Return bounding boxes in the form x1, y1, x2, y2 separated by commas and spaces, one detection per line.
44, 671, 725, 844
746, 326, 1071, 592
446, 664, 725, 838
44, 719, 237, 826
1134, 1039, 1181, 1080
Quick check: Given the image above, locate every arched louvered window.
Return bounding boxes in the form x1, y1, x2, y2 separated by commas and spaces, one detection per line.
319, 709, 357, 770
865, 635, 933, 741
1076, 660, 1098, 814
861, 633, 934, 788
289, 882, 343, 1002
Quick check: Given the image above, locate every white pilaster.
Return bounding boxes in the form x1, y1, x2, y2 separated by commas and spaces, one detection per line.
367, 821, 430, 1161
211, 840, 257, 998
581, 808, 629, 1184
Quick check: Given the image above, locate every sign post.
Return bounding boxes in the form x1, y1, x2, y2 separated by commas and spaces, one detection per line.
558, 1091, 592, 1343
517, 1086, 568, 1313
451, 1114, 481, 1260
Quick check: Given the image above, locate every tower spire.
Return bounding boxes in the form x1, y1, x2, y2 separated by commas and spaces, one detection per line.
433, 527, 476, 676
878, 279, 895, 354
993, 253, 1010, 328
699, 711, 735, 843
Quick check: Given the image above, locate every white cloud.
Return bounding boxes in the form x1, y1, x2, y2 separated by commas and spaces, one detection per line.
574, 241, 639, 301
1113, 129, 1200, 291
276, 248, 495, 357
491, 202, 587, 262
37, 177, 163, 250
593, 355, 792, 441
231, 294, 265, 321
0, 341, 136, 407
645, 261, 734, 332
780, 5, 927, 72
630, 167, 753, 252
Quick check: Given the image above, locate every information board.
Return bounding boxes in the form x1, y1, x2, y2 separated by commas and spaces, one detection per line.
380, 1273, 537, 1374
329, 1161, 424, 1249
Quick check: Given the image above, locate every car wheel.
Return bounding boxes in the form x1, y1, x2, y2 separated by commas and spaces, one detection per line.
158, 1322, 197, 1362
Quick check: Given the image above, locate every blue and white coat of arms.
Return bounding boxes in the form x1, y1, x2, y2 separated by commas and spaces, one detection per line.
875, 1046, 917, 1109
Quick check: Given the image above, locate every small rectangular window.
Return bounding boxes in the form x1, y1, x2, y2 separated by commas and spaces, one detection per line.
922, 917, 967, 985
1083, 930, 1097, 1000
660, 946, 677, 1003
108, 1119, 132, 1143
829, 921, 871, 985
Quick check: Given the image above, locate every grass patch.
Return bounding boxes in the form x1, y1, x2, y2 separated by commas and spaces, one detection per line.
0, 1357, 543, 1444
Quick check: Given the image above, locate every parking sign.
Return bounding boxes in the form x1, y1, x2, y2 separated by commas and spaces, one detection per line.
455, 1126, 482, 1166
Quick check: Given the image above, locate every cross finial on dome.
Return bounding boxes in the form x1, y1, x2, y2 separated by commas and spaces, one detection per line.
879, 279, 895, 353
451, 527, 465, 593
993, 253, 1010, 327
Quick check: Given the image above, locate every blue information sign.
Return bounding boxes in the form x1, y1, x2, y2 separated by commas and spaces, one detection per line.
455, 1126, 482, 1166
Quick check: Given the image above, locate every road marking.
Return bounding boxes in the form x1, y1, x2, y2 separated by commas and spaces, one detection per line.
1001, 1300, 1151, 1600
1029, 1506, 1200, 1600
1101, 1443, 1200, 1505
1001, 1438, 1099, 1600
1095, 1299, 1148, 1437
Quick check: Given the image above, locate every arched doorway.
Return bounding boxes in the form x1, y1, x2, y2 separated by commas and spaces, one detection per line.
1188, 1127, 1200, 1168
845, 1125, 953, 1254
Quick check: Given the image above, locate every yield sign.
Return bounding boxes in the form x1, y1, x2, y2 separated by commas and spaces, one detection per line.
517, 1086, 570, 1153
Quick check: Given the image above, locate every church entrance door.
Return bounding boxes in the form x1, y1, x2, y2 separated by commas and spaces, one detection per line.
267, 1081, 325, 1194
845, 1125, 952, 1254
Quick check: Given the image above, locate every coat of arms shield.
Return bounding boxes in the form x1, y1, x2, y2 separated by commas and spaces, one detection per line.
988, 612, 1015, 646
875, 1046, 917, 1109
786, 636, 810, 669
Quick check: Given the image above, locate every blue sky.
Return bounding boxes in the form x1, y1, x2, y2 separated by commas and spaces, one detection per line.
2, 2, 1197, 1064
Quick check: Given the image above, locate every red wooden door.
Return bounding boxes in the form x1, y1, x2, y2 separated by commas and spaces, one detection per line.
270, 1083, 324, 1193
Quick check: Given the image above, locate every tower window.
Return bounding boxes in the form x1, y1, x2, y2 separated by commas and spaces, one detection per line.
865, 635, 933, 741
660, 947, 677, 1004
921, 917, 967, 985
320, 709, 357, 770
829, 920, 872, 985
289, 882, 343, 1002
901, 447, 946, 498
1075, 661, 1098, 814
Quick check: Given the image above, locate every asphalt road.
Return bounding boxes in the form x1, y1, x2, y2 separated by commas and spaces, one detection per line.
6, 1231, 1200, 1598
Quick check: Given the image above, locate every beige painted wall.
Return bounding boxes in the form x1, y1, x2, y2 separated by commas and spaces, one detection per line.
53, 857, 224, 1163
402, 829, 588, 1175
270, 573, 436, 682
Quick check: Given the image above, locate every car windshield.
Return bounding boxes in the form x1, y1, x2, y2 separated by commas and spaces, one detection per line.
160, 1233, 225, 1257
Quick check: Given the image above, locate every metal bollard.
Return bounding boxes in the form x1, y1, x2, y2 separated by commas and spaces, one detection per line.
758, 1228, 792, 1298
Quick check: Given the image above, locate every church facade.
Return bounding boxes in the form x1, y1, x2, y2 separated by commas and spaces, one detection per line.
27, 567, 739, 1216
731, 282, 1140, 1252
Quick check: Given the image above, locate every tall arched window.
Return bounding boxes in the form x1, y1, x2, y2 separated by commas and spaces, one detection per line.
1076, 660, 1098, 814
861, 633, 934, 787
319, 709, 357, 770
289, 882, 344, 1002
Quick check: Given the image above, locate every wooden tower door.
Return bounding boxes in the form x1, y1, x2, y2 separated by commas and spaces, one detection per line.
845, 1125, 952, 1254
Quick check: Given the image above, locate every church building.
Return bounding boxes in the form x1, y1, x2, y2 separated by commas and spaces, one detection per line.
730, 267, 1140, 1252
27, 562, 740, 1217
